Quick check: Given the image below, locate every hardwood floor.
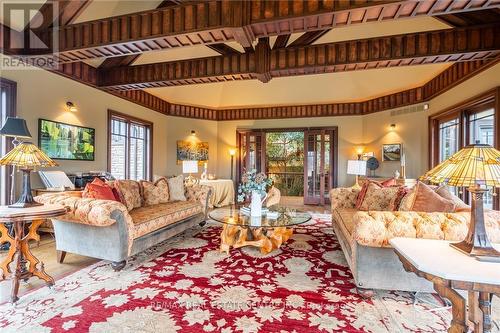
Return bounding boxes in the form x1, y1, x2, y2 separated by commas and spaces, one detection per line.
0, 198, 328, 298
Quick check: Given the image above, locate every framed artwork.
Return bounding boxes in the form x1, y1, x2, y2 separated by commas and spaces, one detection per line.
382, 143, 402, 162
176, 140, 209, 162
38, 119, 95, 161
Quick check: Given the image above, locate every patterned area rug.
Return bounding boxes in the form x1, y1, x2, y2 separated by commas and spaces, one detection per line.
0, 214, 497, 332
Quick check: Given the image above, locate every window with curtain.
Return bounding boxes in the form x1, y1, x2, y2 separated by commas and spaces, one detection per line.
108, 111, 152, 181
0, 78, 17, 206
429, 89, 498, 210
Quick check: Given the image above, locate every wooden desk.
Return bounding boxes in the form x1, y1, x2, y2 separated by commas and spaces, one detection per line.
0, 204, 68, 303
391, 238, 500, 333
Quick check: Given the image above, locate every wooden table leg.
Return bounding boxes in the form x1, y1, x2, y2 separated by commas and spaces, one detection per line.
22, 220, 54, 286
0, 223, 16, 280
468, 291, 482, 333
479, 292, 492, 333
434, 283, 467, 333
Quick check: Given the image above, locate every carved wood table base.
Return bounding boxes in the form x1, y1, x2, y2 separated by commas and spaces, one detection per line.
0, 204, 68, 303
220, 225, 293, 255
0, 220, 54, 303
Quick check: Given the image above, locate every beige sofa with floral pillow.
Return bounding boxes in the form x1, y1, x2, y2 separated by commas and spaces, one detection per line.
36, 178, 211, 271
330, 184, 500, 295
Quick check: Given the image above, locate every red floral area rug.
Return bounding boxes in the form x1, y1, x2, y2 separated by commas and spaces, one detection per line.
0, 215, 457, 332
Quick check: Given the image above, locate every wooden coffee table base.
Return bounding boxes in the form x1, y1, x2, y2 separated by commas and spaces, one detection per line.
220, 225, 293, 254
0, 220, 54, 303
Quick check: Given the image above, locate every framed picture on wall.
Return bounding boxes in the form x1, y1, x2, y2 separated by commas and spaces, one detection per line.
38, 119, 95, 161
382, 143, 402, 162
176, 140, 209, 163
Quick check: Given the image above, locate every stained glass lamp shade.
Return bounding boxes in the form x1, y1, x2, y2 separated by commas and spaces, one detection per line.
420, 143, 500, 261
0, 142, 58, 208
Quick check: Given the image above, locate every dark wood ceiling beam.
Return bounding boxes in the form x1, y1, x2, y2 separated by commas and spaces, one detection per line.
32, 0, 499, 64
98, 25, 500, 90
206, 43, 241, 55
273, 34, 290, 50
287, 29, 331, 48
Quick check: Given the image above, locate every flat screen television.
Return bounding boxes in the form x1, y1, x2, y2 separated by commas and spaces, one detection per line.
38, 119, 95, 161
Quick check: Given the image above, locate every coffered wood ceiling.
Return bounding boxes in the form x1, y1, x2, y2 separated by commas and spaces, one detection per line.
1, 0, 499, 120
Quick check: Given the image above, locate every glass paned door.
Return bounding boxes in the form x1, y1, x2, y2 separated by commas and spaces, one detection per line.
237, 131, 265, 180
304, 130, 334, 205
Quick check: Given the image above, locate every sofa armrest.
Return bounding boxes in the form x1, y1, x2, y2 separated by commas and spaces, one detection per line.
185, 184, 212, 218
329, 187, 359, 211
352, 210, 500, 248
35, 192, 130, 227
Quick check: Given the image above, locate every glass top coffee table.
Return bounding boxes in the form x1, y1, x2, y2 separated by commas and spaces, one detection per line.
209, 205, 312, 254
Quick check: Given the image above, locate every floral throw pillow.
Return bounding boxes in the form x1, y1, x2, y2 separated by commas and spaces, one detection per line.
140, 178, 170, 206
115, 180, 142, 211
168, 175, 187, 201
358, 182, 400, 211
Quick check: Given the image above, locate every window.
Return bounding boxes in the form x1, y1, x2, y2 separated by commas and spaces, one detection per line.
429, 88, 499, 210
108, 110, 152, 181
0, 78, 16, 205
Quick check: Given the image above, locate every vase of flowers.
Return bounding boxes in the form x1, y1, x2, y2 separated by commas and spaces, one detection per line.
237, 170, 273, 217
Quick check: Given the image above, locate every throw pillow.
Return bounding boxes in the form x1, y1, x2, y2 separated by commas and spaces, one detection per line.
411, 182, 456, 213
115, 180, 142, 211
140, 178, 170, 206
82, 178, 120, 201
398, 189, 415, 211
168, 175, 187, 201
380, 178, 397, 187
389, 186, 410, 211
435, 185, 470, 210
358, 182, 400, 211
355, 181, 382, 209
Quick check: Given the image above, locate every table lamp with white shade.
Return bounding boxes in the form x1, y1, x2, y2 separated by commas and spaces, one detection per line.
182, 160, 199, 185
420, 143, 500, 262
347, 160, 367, 189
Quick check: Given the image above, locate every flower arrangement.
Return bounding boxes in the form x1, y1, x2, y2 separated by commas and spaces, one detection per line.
237, 170, 273, 203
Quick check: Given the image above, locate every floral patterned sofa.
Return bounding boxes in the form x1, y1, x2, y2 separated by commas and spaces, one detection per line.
330, 187, 500, 295
36, 183, 211, 271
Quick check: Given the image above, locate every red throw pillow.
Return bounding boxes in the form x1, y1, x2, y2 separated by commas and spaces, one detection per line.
380, 178, 397, 187
411, 181, 456, 212
82, 178, 120, 202
355, 181, 382, 209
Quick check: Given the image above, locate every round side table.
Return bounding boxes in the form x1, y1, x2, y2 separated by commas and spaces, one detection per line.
0, 204, 68, 303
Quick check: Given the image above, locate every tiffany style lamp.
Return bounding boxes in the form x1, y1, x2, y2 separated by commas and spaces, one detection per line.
421, 143, 500, 261
0, 142, 57, 208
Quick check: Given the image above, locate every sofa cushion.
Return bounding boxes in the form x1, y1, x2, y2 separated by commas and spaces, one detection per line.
82, 178, 120, 202
411, 182, 455, 213
115, 180, 142, 211
141, 178, 170, 206
332, 208, 357, 237
435, 185, 470, 210
168, 175, 187, 201
130, 201, 203, 239
358, 182, 400, 211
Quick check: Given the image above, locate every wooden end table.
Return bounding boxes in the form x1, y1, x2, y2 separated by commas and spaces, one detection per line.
391, 237, 500, 333
0, 204, 69, 303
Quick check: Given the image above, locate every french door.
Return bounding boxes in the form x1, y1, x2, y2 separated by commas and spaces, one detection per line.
303, 129, 336, 205
237, 127, 337, 205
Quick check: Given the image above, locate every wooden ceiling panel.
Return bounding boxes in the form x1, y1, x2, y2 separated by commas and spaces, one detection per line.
17, 0, 498, 64
98, 25, 500, 90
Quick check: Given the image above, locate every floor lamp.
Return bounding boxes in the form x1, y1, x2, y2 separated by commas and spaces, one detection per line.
229, 148, 236, 181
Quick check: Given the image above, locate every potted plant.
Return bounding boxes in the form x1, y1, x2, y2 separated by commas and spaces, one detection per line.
237, 170, 273, 217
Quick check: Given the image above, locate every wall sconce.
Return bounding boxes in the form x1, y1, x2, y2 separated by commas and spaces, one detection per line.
66, 101, 77, 112
423, 103, 429, 110
355, 146, 364, 160
191, 130, 196, 136
389, 123, 396, 131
